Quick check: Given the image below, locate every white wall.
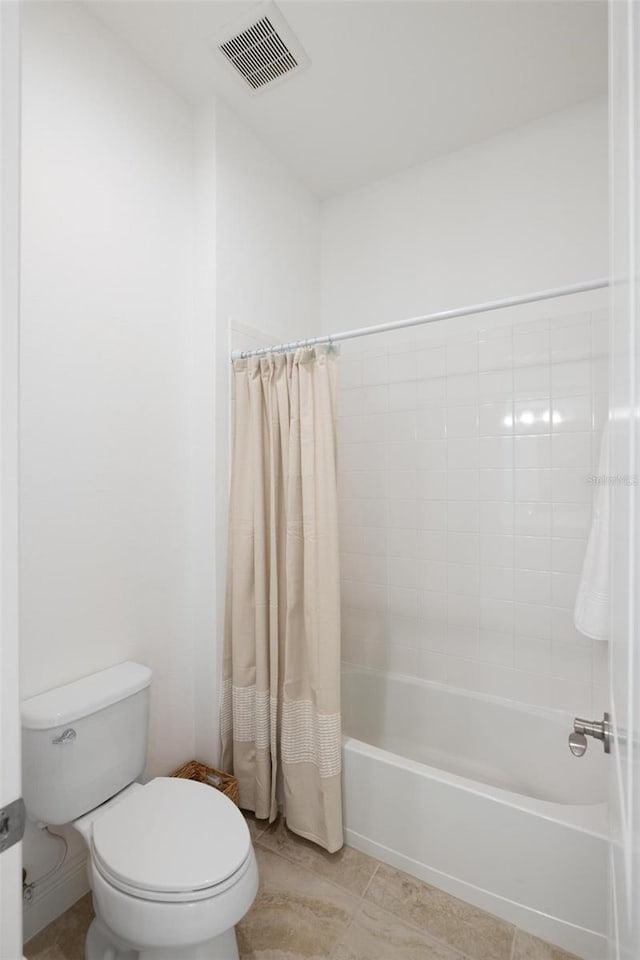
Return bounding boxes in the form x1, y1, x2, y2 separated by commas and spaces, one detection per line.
212, 103, 321, 764
321, 98, 607, 331
321, 98, 609, 716
20, 1, 203, 933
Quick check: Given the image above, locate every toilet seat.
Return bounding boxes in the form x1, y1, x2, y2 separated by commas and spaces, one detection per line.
90, 777, 251, 902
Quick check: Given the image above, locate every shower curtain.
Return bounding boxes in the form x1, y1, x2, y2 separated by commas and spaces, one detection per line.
221, 346, 343, 853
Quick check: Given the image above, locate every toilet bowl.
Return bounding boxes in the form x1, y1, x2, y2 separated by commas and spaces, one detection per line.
21, 662, 258, 960
75, 777, 258, 960
72, 776, 258, 960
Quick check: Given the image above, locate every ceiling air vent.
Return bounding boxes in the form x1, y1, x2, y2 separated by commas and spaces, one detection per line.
215, 3, 310, 94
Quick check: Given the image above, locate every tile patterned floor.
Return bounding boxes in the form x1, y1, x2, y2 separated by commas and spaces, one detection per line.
24, 813, 582, 960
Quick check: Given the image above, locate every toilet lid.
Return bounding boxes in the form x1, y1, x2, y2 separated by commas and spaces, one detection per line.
91, 777, 251, 895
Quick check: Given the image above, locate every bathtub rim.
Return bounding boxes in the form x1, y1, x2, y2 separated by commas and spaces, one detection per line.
341, 665, 608, 839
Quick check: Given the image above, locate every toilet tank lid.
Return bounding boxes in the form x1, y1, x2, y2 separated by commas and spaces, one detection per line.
21, 662, 152, 730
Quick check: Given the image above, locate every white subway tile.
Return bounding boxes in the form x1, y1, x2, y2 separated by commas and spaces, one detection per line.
446, 338, 478, 375
514, 399, 552, 435
448, 625, 479, 658
551, 360, 591, 397
513, 365, 551, 401
447, 469, 479, 501
514, 635, 552, 674
515, 536, 551, 571
447, 532, 480, 564
479, 469, 514, 501
388, 351, 418, 383
417, 559, 447, 591
447, 500, 480, 532
416, 529, 447, 561
515, 569, 551, 605
416, 405, 447, 440
447, 562, 480, 595
362, 354, 389, 386
446, 404, 479, 437
551, 394, 591, 433
550, 677, 592, 715
388, 615, 420, 648
387, 469, 419, 500
384, 411, 415, 442
388, 381, 417, 412
387, 441, 418, 471
478, 630, 514, 666
513, 326, 550, 367
418, 589, 448, 627
341, 387, 364, 417
388, 557, 418, 588
515, 468, 551, 501
416, 345, 446, 379
387, 527, 418, 559
551, 501, 592, 538
480, 501, 514, 534
479, 402, 514, 436
447, 438, 479, 470
419, 650, 450, 683
418, 500, 447, 531
416, 440, 447, 471
387, 585, 418, 618
551, 571, 579, 609
514, 501, 552, 537
480, 597, 514, 633
360, 499, 388, 527
479, 333, 513, 371
362, 384, 389, 414
551, 537, 587, 574
551, 432, 592, 467
387, 644, 419, 676
480, 566, 514, 600
478, 437, 513, 469
480, 533, 514, 567
514, 602, 551, 639
448, 593, 479, 627
551, 638, 592, 683
418, 469, 447, 500
417, 377, 447, 405
514, 435, 551, 469
479, 370, 513, 403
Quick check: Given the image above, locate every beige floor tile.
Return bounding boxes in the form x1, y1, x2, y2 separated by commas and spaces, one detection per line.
364, 863, 515, 960
332, 900, 467, 960
24, 893, 93, 960
237, 845, 360, 959
243, 809, 269, 842
257, 817, 379, 897
513, 930, 582, 960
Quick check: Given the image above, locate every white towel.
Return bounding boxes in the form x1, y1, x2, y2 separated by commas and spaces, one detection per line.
574, 426, 610, 640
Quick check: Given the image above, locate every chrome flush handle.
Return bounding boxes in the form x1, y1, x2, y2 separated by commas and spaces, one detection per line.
568, 712, 611, 756
51, 728, 76, 745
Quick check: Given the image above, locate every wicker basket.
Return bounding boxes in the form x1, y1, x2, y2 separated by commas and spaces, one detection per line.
171, 760, 240, 807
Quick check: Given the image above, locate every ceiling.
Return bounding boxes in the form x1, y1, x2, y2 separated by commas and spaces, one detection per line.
88, 0, 607, 198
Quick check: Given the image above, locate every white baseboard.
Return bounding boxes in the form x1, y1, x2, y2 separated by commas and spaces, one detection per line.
23, 851, 90, 944
344, 828, 606, 960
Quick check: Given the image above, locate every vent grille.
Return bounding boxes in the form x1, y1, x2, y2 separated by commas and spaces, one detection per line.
219, 16, 299, 91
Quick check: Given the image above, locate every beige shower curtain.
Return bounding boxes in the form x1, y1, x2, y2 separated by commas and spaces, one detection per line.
221, 346, 343, 853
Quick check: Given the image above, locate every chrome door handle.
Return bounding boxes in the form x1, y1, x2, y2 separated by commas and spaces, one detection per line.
568, 712, 610, 756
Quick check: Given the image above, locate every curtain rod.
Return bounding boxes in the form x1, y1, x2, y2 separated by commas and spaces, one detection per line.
230, 278, 609, 361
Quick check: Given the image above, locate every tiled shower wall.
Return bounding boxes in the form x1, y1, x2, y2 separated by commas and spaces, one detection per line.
338, 307, 608, 716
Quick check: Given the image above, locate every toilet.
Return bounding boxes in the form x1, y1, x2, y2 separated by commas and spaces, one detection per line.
21, 661, 258, 960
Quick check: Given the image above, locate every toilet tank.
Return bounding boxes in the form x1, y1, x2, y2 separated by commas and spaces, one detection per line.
22, 661, 152, 825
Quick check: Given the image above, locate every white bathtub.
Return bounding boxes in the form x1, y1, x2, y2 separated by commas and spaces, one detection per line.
341, 667, 608, 960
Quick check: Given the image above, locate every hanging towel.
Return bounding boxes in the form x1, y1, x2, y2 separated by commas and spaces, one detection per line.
574, 425, 610, 640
